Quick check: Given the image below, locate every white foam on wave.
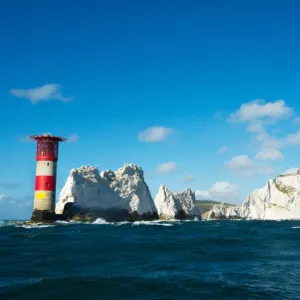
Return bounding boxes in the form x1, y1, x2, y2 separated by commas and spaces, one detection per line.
0, 220, 31, 228
180, 217, 200, 222
291, 226, 300, 229
68, 220, 85, 224
115, 221, 131, 226
0, 217, 201, 228
19, 224, 55, 229
92, 218, 108, 224
152, 219, 179, 223
55, 220, 70, 224
157, 217, 200, 223
132, 220, 173, 226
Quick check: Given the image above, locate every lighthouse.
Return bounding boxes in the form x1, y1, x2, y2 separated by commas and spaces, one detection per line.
30, 134, 66, 222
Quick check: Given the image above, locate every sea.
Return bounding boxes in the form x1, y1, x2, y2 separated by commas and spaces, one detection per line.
1, 219, 300, 300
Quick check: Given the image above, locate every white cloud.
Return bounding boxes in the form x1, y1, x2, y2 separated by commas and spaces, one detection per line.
138, 126, 173, 142
246, 121, 264, 133
9, 84, 72, 104
217, 146, 228, 154
260, 136, 283, 150
195, 181, 239, 202
228, 100, 300, 160
67, 134, 79, 143
225, 155, 254, 170
229, 100, 293, 122
287, 130, 300, 145
156, 162, 177, 173
195, 190, 212, 199
255, 149, 284, 161
183, 175, 196, 183
226, 100, 300, 173
225, 154, 272, 175
246, 120, 283, 149
211, 181, 239, 197
0, 194, 6, 202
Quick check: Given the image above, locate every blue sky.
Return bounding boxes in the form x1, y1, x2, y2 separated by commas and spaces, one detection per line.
1, 0, 300, 219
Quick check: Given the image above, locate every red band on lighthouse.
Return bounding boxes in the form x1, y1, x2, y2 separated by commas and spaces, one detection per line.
35, 175, 56, 191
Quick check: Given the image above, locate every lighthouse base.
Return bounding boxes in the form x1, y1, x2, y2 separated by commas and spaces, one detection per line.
30, 209, 61, 223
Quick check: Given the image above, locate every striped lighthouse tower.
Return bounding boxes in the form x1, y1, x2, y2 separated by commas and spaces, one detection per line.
30, 134, 66, 222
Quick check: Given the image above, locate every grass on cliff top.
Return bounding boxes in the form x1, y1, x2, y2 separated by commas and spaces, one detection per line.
195, 200, 235, 214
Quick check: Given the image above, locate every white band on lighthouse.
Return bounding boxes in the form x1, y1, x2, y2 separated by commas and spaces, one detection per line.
34, 160, 57, 212
35, 161, 57, 176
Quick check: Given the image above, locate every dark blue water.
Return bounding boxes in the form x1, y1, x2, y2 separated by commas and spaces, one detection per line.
1, 219, 300, 300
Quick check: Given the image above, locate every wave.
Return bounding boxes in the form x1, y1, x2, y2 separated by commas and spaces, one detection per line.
132, 221, 173, 226
19, 224, 55, 229
92, 218, 108, 224
0, 217, 202, 229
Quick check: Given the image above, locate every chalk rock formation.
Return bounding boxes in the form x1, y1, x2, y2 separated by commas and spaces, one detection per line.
154, 185, 201, 219
56, 164, 158, 221
203, 203, 240, 220
205, 171, 300, 220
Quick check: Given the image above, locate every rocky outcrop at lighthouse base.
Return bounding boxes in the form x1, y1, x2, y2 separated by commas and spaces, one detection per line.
56, 164, 158, 222
204, 171, 300, 220
154, 185, 201, 220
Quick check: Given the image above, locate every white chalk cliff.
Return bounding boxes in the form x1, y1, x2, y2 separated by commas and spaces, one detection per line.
206, 171, 300, 220
154, 185, 201, 219
55, 164, 157, 217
